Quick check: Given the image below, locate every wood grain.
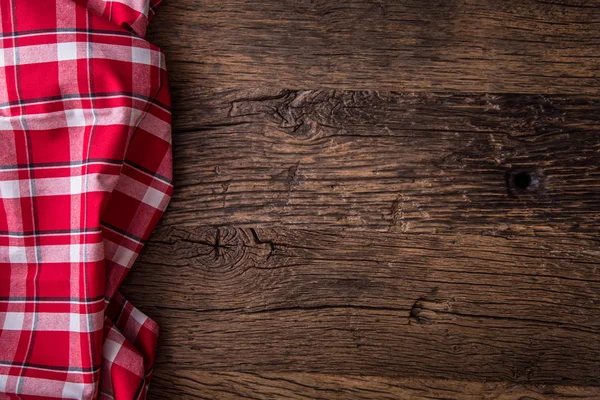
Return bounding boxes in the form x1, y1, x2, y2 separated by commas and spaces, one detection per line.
150, 371, 600, 400
163, 90, 600, 234
121, 1, 600, 398
149, 0, 600, 94
122, 227, 600, 386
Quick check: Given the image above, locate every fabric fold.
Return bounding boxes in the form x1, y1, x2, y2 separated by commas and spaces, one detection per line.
0, 0, 171, 398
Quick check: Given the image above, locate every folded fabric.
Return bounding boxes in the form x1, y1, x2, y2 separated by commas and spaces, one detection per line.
0, 0, 171, 398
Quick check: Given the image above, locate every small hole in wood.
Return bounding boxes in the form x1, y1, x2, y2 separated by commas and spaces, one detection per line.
513, 172, 532, 189
506, 168, 545, 197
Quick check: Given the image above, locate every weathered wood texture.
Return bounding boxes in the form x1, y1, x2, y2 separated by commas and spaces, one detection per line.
121, 89, 600, 398
149, 0, 600, 94
121, 0, 600, 398
150, 371, 600, 400
125, 228, 600, 384
164, 90, 600, 234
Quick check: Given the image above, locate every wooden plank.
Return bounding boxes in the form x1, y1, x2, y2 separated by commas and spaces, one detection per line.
136, 4, 600, 395
121, 227, 600, 385
148, 371, 600, 400
149, 0, 600, 94
145, 306, 600, 384
162, 89, 600, 234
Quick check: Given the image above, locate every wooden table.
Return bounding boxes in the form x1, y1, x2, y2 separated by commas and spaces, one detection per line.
120, 1, 600, 398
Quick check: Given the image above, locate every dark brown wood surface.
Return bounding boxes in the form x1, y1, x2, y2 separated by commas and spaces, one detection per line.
151, 0, 600, 94
121, 0, 600, 398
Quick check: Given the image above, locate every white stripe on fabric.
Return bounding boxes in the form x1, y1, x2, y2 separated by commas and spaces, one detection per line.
0, 311, 104, 333
5, 42, 161, 68
129, 307, 148, 326
0, 180, 20, 198
3, 312, 24, 330
0, 106, 160, 131
132, 46, 151, 65
111, 246, 136, 268
57, 42, 77, 61
8, 247, 27, 263
70, 175, 83, 195
70, 244, 80, 263
1, 311, 103, 333
142, 186, 167, 209
103, 339, 121, 362
62, 382, 86, 399
0, 174, 119, 198
0, 375, 89, 398
65, 108, 86, 127
0, 243, 105, 264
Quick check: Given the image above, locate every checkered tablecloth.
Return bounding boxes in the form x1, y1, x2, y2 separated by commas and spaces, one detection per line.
0, 0, 172, 398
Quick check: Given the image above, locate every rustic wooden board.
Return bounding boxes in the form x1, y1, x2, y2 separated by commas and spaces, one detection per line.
122, 227, 600, 385
120, 0, 600, 398
150, 371, 600, 400
123, 90, 600, 397
149, 0, 600, 94
163, 90, 600, 234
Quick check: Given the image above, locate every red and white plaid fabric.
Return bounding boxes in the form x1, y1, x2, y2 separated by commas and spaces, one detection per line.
0, 0, 171, 398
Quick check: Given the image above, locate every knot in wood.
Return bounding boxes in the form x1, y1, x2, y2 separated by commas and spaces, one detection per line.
506, 168, 546, 198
